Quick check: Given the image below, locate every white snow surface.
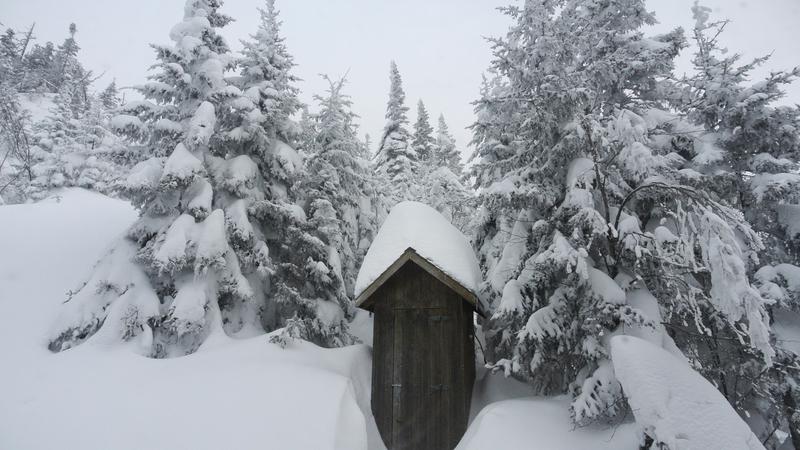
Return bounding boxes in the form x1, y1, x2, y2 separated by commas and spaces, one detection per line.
354, 201, 481, 299
458, 396, 639, 450
0, 189, 378, 450
611, 335, 764, 450
0, 189, 723, 450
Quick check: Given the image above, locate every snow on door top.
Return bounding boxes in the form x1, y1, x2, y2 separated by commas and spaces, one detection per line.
354, 201, 481, 299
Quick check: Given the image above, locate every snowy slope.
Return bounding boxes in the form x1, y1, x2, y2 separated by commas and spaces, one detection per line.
0, 189, 377, 450
457, 396, 640, 450
611, 335, 764, 450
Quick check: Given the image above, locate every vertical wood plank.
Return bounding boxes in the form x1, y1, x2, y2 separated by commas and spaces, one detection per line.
367, 261, 477, 450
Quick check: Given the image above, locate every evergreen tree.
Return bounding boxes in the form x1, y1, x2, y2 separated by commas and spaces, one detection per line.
0, 28, 20, 84
362, 133, 372, 158
49, 0, 354, 356
432, 114, 463, 176
0, 80, 34, 203
26, 86, 81, 197
99, 80, 119, 110
673, 5, 800, 447
237, 0, 301, 144
50, 24, 90, 107
20, 40, 55, 92
472, 0, 773, 431
301, 75, 383, 298
411, 99, 434, 162
26, 88, 126, 200
375, 61, 417, 203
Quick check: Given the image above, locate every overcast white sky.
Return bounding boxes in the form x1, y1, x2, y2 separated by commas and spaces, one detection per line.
3, 0, 800, 157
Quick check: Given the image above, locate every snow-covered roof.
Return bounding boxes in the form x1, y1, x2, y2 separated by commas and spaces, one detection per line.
354, 201, 482, 312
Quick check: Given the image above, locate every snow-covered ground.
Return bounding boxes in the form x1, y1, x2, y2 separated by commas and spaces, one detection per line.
0, 189, 378, 450
462, 368, 640, 450
1, 189, 704, 450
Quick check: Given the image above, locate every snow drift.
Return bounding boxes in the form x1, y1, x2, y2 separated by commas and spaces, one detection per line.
611, 335, 765, 450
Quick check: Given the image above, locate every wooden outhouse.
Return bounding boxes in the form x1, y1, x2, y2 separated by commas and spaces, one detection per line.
355, 202, 484, 450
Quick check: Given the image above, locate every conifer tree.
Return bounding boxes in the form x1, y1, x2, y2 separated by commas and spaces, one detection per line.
301, 75, 383, 298
432, 114, 463, 176
375, 61, 417, 203
99, 80, 119, 110
673, 5, 800, 446
236, 0, 301, 145
411, 99, 434, 162
363, 133, 372, 158
49, 0, 355, 356
472, 0, 773, 430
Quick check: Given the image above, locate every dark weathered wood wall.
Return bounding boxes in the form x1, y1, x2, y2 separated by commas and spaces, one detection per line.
371, 262, 476, 450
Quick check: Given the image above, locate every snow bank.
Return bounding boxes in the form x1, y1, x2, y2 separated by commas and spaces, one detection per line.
611, 335, 764, 450
354, 201, 481, 298
0, 189, 376, 450
457, 396, 640, 450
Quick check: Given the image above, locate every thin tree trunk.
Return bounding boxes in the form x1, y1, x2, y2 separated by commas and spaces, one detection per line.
785, 391, 800, 450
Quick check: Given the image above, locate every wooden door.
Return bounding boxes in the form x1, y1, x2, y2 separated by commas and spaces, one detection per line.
391, 307, 457, 450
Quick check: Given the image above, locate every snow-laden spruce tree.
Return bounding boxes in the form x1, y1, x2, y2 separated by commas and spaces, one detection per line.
375, 61, 418, 203
301, 75, 385, 298
49, 0, 354, 357
98, 80, 119, 110
419, 165, 474, 233
417, 113, 472, 232
432, 114, 463, 176
672, 5, 800, 447
472, 0, 775, 428
235, 0, 301, 145
229, 0, 355, 348
25, 86, 126, 200
411, 99, 435, 162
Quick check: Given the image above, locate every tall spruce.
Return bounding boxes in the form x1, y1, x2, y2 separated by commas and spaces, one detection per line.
672, 5, 800, 447
411, 99, 434, 162
48, 0, 354, 357
472, 0, 774, 432
375, 61, 417, 203
237, 0, 301, 144
99, 80, 119, 110
432, 114, 463, 176
302, 75, 383, 298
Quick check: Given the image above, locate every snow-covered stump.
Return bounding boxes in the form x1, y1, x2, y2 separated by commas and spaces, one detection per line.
355, 202, 484, 450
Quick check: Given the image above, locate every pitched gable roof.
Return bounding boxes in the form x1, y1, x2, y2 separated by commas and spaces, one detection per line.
355, 247, 485, 316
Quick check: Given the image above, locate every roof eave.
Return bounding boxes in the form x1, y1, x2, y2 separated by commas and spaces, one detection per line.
355, 247, 486, 317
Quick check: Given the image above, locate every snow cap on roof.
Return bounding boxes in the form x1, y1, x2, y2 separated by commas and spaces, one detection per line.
355, 201, 482, 301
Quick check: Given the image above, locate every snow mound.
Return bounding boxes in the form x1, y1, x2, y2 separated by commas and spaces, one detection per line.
611, 335, 764, 450
354, 201, 481, 298
0, 189, 378, 450
457, 396, 640, 450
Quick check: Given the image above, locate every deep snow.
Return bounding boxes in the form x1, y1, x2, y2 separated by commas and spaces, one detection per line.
0, 189, 378, 450
611, 335, 765, 450
1, 189, 680, 450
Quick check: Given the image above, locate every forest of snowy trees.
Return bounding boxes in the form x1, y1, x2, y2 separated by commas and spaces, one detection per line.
2, 0, 800, 448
